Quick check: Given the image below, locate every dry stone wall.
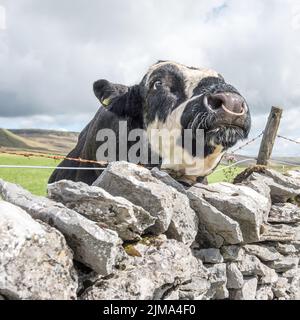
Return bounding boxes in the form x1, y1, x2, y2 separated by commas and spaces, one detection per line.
0, 162, 299, 300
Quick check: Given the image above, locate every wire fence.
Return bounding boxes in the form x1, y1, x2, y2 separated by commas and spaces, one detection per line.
228, 131, 264, 155
0, 131, 299, 173
220, 131, 300, 172
277, 135, 300, 145
0, 149, 107, 166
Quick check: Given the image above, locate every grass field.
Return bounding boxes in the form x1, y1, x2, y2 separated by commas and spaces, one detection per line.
0, 153, 297, 196
0, 154, 60, 196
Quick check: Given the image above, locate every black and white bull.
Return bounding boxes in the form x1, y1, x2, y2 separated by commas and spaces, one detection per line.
49, 61, 251, 185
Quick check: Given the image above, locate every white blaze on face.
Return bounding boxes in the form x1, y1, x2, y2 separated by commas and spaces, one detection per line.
181, 67, 220, 98
146, 61, 224, 179
146, 106, 224, 179
146, 104, 185, 169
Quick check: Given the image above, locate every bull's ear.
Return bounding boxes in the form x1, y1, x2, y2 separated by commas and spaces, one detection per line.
93, 79, 129, 107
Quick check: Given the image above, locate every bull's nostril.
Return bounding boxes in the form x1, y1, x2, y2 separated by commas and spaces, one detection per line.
208, 96, 223, 110
203, 95, 223, 112
204, 92, 246, 116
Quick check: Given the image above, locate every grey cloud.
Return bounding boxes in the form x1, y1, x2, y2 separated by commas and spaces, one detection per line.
0, 0, 299, 155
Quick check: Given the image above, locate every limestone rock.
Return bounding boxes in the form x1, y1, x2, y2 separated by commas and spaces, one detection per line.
0, 180, 124, 275
235, 254, 263, 276
268, 203, 300, 224
168, 272, 212, 300
238, 177, 271, 203
292, 241, 300, 252
260, 267, 279, 285
177, 276, 210, 300
194, 248, 224, 264
94, 162, 198, 246
286, 170, 300, 180
163, 291, 180, 300
48, 180, 156, 241
192, 183, 269, 243
289, 224, 300, 242
221, 246, 245, 262
244, 171, 300, 203
237, 254, 263, 276
255, 285, 274, 300
237, 177, 272, 224
244, 244, 281, 262
75, 263, 99, 297
272, 277, 289, 299
204, 263, 228, 300
260, 223, 297, 242
268, 257, 299, 272
214, 284, 229, 300
81, 240, 206, 300
196, 223, 225, 249
264, 169, 300, 190
1, 160, 300, 301
289, 272, 300, 300
188, 187, 243, 247
282, 267, 299, 279
237, 254, 278, 284
276, 244, 297, 255
230, 277, 258, 300
151, 167, 187, 194
226, 263, 244, 289
0, 201, 77, 300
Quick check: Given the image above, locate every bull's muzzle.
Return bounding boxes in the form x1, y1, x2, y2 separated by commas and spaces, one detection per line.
203, 92, 247, 116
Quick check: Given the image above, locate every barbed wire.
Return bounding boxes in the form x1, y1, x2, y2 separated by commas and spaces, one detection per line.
277, 135, 300, 145
0, 165, 105, 171
0, 130, 299, 174
2, 157, 299, 173
214, 158, 300, 174
228, 131, 264, 155
1, 131, 298, 165
0, 148, 108, 166
214, 159, 255, 173
0, 132, 264, 170
215, 131, 300, 172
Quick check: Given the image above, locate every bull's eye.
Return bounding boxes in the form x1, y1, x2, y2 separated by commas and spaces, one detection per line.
153, 80, 163, 90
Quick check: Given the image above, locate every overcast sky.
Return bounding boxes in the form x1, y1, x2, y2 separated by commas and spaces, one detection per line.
0, 0, 299, 156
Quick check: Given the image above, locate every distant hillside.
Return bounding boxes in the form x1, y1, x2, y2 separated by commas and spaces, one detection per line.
11, 129, 79, 137
222, 153, 300, 167
0, 128, 47, 151
0, 129, 79, 155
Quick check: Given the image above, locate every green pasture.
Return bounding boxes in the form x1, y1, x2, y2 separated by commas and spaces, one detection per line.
0, 153, 297, 196
0, 154, 60, 196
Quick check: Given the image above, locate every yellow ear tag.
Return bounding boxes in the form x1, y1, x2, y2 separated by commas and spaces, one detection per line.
101, 98, 111, 107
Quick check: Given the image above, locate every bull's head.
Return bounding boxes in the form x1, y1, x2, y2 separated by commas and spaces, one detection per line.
93, 61, 251, 183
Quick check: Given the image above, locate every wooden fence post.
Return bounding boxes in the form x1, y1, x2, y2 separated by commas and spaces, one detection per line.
257, 106, 283, 166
